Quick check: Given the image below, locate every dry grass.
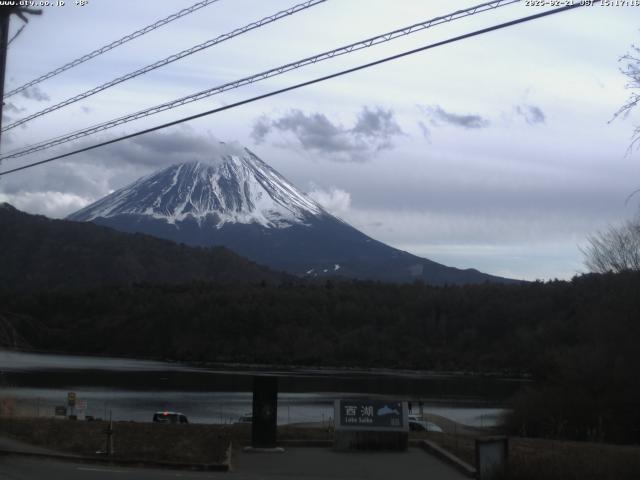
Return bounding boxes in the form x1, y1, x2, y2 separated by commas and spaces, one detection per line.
0, 397, 16, 417
0, 417, 246, 464
422, 431, 640, 480
4, 417, 639, 478
0, 417, 337, 464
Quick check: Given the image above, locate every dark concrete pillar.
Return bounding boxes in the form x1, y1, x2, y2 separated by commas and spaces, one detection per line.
251, 376, 278, 448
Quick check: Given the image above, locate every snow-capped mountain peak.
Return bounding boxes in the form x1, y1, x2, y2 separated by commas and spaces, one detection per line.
67, 142, 515, 285
68, 147, 324, 228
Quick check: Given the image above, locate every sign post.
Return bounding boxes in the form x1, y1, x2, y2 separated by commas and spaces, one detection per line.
76, 399, 87, 420
250, 376, 279, 450
334, 399, 408, 451
476, 436, 508, 480
67, 392, 76, 419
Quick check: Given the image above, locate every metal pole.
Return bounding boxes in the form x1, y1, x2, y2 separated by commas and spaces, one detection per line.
106, 409, 114, 456
0, 11, 10, 150
455, 423, 459, 456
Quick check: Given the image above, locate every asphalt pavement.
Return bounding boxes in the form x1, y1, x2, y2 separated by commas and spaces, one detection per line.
0, 456, 217, 480
0, 447, 469, 480
234, 447, 468, 479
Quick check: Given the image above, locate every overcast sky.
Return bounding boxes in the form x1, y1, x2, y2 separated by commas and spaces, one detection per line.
1, 0, 639, 281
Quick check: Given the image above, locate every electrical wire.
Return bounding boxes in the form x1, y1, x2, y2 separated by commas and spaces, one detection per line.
0, 3, 585, 178
7, 24, 25, 47
3, 0, 222, 99
3, 0, 326, 132
0, 0, 521, 158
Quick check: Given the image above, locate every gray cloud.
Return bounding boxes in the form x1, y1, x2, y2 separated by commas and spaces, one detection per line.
0, 158, 109, 219
76, 128, 224, 171
2, 102, 26, 124
250, 106, 404, 162
420, 104, 490, 129
306, 184, 351, 215
515, 104, 546, 125
418, 121, 431, 142
351, 106, 403, 150
3, 102, 26, 114
250, 115, 271, 144
20, 85, 50, 102
0, 160, 105, 198
0, 129, 230, 218
273, 110, 354, 153
129, 130, 213, 157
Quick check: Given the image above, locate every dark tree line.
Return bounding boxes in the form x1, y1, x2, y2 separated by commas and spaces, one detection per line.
2, 271, 640, 443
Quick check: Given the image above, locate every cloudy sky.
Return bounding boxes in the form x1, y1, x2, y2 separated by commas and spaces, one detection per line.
1, 0, 639, 280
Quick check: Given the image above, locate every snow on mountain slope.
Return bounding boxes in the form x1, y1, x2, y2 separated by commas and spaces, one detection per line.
68, 143, 517, 285
68, 146, 323, 228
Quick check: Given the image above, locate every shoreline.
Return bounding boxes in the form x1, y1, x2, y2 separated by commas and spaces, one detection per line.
0, 347, 533, 381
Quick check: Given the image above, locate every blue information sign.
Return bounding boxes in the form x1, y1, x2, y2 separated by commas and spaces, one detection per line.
336, 399, 407, 430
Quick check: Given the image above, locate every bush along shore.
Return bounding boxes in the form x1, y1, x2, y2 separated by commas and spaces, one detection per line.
417, 430, 640, 480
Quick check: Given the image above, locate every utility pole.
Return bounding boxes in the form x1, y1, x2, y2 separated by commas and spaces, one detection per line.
0, 6, 41, 153
0, 8, 11, 147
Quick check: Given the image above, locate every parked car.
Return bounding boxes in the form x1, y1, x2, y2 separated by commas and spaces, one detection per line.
234, 414, 252, 424
152, 411, 189, 424
408, 414, 429, 431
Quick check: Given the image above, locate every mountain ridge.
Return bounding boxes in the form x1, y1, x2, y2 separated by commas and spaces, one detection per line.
0, 202, 286, 292
68, 145, 517, 285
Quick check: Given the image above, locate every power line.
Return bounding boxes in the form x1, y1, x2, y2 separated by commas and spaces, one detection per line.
0, 0, 521, 159
7, 24, 25, 47
3, 0, 326, 132
0, 4, 585, 178
0, 0, 519, 155
3, 0, 222, 100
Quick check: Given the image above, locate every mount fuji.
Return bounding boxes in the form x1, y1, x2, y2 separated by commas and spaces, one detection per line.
68, 145, 513, 285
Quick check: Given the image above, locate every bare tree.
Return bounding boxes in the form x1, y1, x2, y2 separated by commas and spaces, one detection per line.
613, 43, 640, 153
582, 219, 640, 273
586, 43, 640, 273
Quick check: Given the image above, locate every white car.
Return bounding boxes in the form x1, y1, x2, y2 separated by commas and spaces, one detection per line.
234, 414, 253, 424
408, 414, 430, 431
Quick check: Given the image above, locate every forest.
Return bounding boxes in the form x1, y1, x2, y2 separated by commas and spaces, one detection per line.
2, 270, 639, 443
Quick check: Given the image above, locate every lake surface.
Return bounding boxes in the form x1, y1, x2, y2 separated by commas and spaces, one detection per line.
0, 350, 524, 427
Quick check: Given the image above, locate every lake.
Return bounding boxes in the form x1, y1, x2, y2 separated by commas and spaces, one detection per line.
0, 350, 524, 427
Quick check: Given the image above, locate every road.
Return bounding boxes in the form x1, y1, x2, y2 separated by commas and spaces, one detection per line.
0, 448, 469, 479
0, 456, 216, 480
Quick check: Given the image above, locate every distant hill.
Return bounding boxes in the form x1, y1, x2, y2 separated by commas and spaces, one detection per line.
0, 203, 285, 291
